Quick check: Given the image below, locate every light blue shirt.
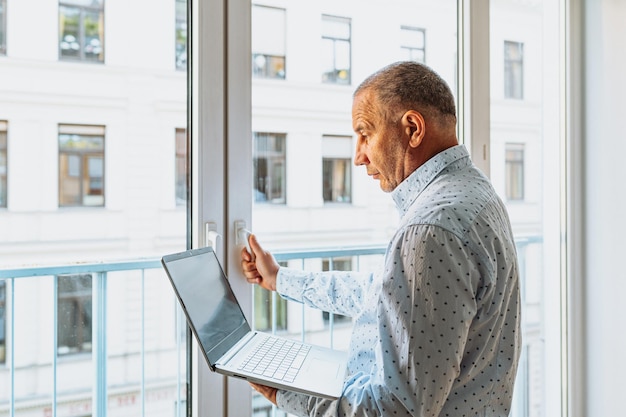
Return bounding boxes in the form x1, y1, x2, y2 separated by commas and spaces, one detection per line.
275, 145, 521, 417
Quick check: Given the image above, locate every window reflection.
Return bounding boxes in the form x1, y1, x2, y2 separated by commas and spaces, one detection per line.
57, 274, 93, 356
254, 132, 286, 204
321, 15, 351, 85
59, 0, 104, 62
0, 121, 6, 208
252, 5, 286, 79
58, 125, 105, 207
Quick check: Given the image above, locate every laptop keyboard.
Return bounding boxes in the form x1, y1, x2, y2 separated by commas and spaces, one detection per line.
238, 336, 311, 382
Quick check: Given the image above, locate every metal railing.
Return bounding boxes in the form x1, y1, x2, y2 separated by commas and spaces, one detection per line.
0, 259, 187, 417
1, 236, 541, 417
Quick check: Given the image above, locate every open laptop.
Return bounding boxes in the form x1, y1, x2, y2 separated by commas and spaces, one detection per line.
161, 246, 348, 400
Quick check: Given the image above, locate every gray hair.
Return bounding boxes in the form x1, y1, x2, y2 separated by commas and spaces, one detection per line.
354, 61, 457, 126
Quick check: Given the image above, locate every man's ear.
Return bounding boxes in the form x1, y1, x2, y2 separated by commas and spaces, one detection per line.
402, 110, 426, 148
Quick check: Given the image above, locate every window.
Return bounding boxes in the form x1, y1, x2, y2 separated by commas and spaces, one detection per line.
504, 40, 524, 99
0, 121, 6, 208
321, 15, 351, 85
400, 26, 426, 63
253, 132, 286, 204
0, 0, 6, 55
57, 274, 92, 355
252, 5, 286, 79
492, 2, 561, 415
59, 0, 104, 62
175, 0, 187, 70
505, 143, 524, 201
322, 135, 352, 203
58, 124, 105, 207
0, 280, 5, 364
175, 128, 187, 205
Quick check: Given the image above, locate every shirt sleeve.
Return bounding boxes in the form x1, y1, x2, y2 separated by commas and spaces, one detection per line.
276, 267, 374, 317
275, 224, 482, 416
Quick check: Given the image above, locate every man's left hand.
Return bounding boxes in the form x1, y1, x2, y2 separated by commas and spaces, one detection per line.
250, 382, 278, 405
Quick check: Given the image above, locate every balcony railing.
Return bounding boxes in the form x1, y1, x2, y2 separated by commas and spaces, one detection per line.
0, 259, 187, 417
1, 236, 540, 417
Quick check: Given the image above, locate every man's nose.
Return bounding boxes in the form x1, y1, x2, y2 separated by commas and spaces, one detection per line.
354, 141, 369, 166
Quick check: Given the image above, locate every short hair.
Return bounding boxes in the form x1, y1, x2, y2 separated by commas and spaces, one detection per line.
354, 61, 457, 126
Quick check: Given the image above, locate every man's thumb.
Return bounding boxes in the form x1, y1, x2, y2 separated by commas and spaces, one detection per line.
248, 234, 262, 256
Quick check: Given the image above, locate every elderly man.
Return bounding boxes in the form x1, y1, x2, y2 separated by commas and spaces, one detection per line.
241, 61, 521, 417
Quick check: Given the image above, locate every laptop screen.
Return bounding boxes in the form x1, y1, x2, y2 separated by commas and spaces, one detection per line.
162, 247, 251, 367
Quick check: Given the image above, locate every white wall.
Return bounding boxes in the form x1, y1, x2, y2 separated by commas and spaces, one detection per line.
583, 0, 626, 415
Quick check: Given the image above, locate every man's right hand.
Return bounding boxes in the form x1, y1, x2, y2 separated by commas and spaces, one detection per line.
240, 234, 279, 292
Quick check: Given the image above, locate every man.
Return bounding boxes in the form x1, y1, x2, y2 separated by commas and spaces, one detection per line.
241, 61, 521, 417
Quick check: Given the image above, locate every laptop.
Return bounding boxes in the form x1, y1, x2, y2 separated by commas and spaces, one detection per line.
161, 246, 349, 400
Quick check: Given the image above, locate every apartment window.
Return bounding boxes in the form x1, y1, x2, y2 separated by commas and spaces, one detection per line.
175, 0, 187, 70
175, 128, 187, 205
0, 121, 6, 208
401, 26, 426, 63
504, 40, 524, 99
253, 132, 286, 204
59, 0, 104, 62
58, 124, 105, 207
252, 5, 286, 79
505, 143, 525, 201
0, 280, 5, 364
0, 0, 6, 55
321, 15, 351, 85
57, 274, 92, 355
322, 135, 352, 203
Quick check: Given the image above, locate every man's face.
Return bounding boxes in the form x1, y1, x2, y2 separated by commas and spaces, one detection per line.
352, 91, 408, 193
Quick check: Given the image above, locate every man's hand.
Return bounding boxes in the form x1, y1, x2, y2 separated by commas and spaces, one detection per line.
240, 234, 280, 292
250, 382, 278, 405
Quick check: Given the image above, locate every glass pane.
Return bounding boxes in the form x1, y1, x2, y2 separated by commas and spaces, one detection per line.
83, 10, 104, 62
59, 6, 81, 59
490, 1, 562, 416
175, 0, 187, 70
0, 128, 6, 208
1, 0, 189, 415
251, 0, 458, 413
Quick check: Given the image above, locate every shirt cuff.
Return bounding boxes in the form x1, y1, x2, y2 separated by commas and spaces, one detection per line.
276, 389, 310, 417
275, 267, 310, 303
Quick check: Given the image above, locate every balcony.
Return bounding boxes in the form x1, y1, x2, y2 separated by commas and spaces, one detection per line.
0, 238, 540, 417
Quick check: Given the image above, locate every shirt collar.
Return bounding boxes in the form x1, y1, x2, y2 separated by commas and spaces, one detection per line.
391, 144, 470, 216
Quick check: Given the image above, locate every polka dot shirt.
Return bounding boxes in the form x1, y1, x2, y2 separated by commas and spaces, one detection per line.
275, 145, 522, 417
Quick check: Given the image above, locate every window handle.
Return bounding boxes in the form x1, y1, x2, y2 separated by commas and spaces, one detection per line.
205, 222, 221, 252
